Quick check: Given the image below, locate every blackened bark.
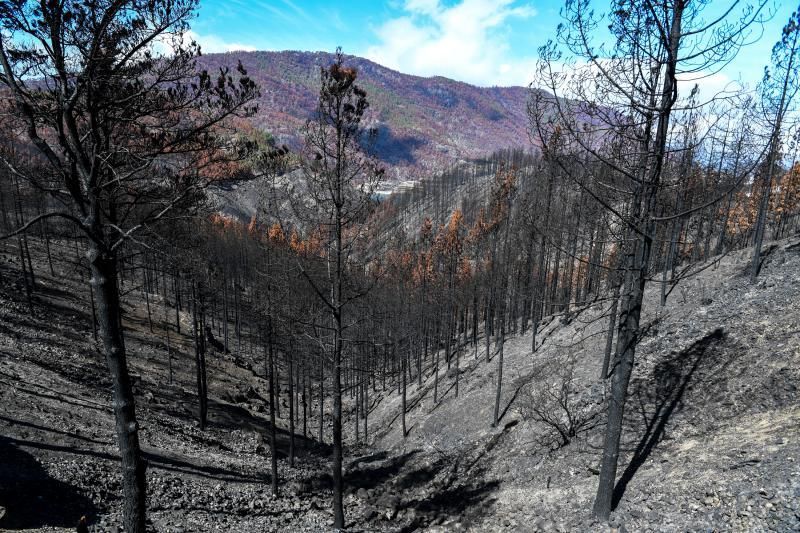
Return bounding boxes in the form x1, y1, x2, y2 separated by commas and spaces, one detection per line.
363, 370, 368, 441
750, 154, 777, 283
318, 359, 324, 444
288, 343, 295, 467
192, 282, 208, 430
601, 278, 621, 380
302, 365, 308, 442
265, 326, 278, 496
332, 307, 344, 528
401, 351, 407, 438
593, 3, 683, 517
163, 270, 173, 384
89, 246, 147, 533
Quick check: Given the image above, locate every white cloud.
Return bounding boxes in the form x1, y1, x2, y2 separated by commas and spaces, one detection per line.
676, 70, 748, 104
186, 30, 257, 54
364, 0, 537, 87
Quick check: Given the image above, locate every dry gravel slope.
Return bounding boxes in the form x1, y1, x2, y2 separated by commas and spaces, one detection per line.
364, 237, 800, 532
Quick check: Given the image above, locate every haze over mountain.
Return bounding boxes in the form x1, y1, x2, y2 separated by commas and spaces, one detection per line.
200, 50, 535, 180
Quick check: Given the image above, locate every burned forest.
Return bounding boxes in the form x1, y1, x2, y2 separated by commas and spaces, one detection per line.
0, 1, 799, 532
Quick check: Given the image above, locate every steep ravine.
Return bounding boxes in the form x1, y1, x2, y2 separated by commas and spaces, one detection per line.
0, 236, 798, 532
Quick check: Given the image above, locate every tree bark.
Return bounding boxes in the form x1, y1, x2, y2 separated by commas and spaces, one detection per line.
750, 148, 779, 283
401, 349, 407, 438
288, 341, 295, 467
266, 325, 279, 496
601, 277, 621, 380
593, 2, 683, 516
89, 246, 147, 533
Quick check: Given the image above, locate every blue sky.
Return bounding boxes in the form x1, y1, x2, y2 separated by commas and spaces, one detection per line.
191, 0, 795, 92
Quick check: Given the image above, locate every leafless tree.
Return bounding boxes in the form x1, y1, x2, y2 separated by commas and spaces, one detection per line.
529, 0, 769, 519
0, 2, 258, 530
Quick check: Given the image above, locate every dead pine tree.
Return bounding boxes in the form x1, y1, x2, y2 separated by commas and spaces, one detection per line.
530, 0, 769, 520
265, 48, 383, 529
750, 9, 800, 283
0, 2, 258, 530
488, 167, 517, 427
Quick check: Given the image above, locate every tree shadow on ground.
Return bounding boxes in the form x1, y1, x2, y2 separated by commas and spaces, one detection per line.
348, 450, 389, 469
397, 457, 500, 533
0, 372, 111, 415
0, 436, 96, 530
497, 380, 526, 424
167, 395, 330, 458
613, 328, 726, 508
303, 450, 422, 494
399, 479, 500, 533
0, 434, 262, 484
0, 415, 110, 447
142, 449, 264, 483
345, 448, 501, 531
347, 450, 421, 491
0, 316, 91, 357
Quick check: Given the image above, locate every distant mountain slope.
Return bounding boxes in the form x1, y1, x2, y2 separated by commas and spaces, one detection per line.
199, 51, 536, 179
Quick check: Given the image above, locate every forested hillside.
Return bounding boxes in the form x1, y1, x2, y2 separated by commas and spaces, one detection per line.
0, 1, 799, 533
198, 50, 534, 180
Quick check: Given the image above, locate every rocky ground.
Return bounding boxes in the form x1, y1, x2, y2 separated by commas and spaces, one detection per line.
363, 238, 800, 533
0, 236, 799, 532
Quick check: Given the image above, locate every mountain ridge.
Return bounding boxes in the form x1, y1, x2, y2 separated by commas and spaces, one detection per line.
198, 50, 537, 179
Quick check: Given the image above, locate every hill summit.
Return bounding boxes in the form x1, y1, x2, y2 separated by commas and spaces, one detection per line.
199, 50, 535, 179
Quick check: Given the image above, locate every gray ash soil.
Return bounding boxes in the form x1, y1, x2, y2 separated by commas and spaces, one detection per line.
0, 237, 799, 532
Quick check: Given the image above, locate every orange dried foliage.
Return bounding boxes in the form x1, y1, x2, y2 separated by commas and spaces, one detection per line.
457, 257, 473, 283
289, 227, 324, 256
488, 166, 517, 227
773, 163, 800, 218
268, 223, 286, 244
420, 217, 434, 243
412, 251, 434, 286
726, 164, 800, 236
247, 215, 258, 237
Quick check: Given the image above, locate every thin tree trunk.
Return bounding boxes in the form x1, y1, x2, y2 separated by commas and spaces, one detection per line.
192, 282, 208, 430
750, 147, 779, 283
601, 278, 621, 379
363, 368, 368, 442
401, 349, 407, 438
493, 313, 505, 427
173, 272, 181, 335
41, 214, 55, 277
302, 364, 308, 443
433, 335, 440, 403
319, 357, 324, 444
143, 265, 154, 333
265, 325, 278, 496
163, 269, 173, 384
288, 342, 295, 467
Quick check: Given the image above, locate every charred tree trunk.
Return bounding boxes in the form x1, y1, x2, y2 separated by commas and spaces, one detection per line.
265, 325, 279, 496
593, 4, 683, 516
192, 282, 208, 430
601, 276, 621, 380
89, 245, 147, 533
288, 343, 296, 467
401, 348, 407, 438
